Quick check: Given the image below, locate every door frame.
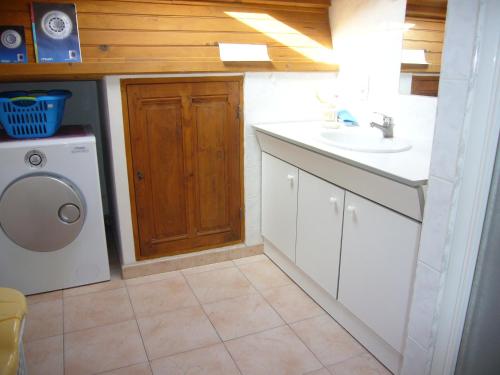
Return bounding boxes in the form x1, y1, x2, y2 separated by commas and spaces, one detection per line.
120, 76, 245, 261
430, 0, 500, 373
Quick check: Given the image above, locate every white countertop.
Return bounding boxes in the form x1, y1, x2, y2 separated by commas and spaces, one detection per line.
252, 121, 432, 187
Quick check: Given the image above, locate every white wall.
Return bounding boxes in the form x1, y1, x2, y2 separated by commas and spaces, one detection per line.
101, 72, 337, 265
330, 0, 437, 142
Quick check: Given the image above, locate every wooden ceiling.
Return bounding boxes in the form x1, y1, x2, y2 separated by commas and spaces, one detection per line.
406, 0, 447, 20
0, 0, 335, 81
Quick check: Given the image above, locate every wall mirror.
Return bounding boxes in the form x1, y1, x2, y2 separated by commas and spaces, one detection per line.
399, 0, 448, 97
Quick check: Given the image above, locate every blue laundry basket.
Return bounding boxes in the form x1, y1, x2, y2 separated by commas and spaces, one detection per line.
0, 90, 72, 139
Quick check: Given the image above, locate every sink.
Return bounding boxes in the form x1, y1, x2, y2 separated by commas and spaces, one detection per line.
319, 130, 412, 153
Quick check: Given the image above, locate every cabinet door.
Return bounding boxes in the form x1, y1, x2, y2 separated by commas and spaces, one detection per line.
125, 79, 242, 259
296, 171, 344, 298
338, 192, 420, 352
261, 153, 298, 262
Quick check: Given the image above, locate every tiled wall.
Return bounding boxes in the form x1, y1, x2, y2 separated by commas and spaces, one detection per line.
400, 1, 484, 374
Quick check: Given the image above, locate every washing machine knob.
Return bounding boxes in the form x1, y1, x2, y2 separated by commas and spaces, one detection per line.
29, 153, 43, 166
58, 203, 80, 224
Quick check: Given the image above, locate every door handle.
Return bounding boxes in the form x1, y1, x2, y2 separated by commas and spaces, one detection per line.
136, 171, 144, 181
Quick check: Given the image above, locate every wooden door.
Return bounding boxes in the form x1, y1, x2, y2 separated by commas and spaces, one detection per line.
261, 152, 298, 262
338, 192, 420, 352
123, 77, 243, 259
296, 170, 344, 298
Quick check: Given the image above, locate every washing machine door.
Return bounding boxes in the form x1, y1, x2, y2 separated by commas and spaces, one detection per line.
0, 174, 85, 252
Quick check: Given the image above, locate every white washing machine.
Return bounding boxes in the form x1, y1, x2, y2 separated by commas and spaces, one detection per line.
0, 125, 110, 295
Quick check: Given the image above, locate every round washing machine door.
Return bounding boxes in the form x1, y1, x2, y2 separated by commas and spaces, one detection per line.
0, 174, 85, 252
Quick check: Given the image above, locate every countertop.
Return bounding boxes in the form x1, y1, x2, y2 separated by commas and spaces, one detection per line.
252, 121, 432, 187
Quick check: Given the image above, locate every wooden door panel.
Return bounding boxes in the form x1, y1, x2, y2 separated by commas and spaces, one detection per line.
144, 99, 188, 241
124, 78, 243, 259
192, 96, 230, 234
127, 94, 190, 256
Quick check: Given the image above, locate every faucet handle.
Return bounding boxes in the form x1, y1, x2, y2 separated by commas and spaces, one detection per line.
372, 112, 393, 126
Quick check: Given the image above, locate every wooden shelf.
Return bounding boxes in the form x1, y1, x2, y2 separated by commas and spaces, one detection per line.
0, 60, 338, 82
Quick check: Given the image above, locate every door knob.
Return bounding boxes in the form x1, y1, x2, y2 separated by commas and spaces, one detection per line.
136, 171, 144, 181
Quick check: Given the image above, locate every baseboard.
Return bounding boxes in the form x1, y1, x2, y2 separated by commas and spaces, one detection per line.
121, 243, 263, 279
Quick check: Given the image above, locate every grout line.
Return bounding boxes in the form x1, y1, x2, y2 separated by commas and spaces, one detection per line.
123, 282, 150, 362
180, 261, 236, 276
235, 258, 327, 371
180, 272, 243, 375
92, 360, 150, 375
62, 280, 124, 299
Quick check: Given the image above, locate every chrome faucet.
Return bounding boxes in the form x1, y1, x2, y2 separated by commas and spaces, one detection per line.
370, 113, 394, 138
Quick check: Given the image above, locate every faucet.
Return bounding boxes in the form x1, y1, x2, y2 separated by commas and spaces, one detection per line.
370, 113, 394, 138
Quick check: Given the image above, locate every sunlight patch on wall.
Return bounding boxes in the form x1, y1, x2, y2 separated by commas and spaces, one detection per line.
225, 12, 337, 65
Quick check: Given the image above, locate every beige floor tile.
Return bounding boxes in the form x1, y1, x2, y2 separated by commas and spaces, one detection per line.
290, 315, 365, 366
64, 320, 147, 375
225, 325, 322, 375
328, 353, 391, 375
232, 254, 268, 266
24, 299, 63, 341
237, 259, 291, 291
99, 362, 153, 375
203, 293, 284, 340
185, 267, 257, 304
305, 368, 332, 375
150, 343, 240, 375
137, 305, 220, 360
125, 270, 181, 287
182, 261, 235, 275
128, 273, 198, 318
24, 335, 63, 375
63, 271, 124, 298
261, 283, 325, 323
64, 287, 134, 332
26, 290, 62, 305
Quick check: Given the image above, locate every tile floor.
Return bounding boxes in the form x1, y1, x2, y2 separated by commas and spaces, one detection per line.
23, 254, 391, 375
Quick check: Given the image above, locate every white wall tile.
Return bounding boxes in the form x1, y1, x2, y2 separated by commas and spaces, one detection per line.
244, 72, 338, 124
400, 337, 431, 375
394, 95, 438, 142
407, 261, 442, 349
429, 79, 469, 181
440, 0, 480, 80
418, 177, 455, 271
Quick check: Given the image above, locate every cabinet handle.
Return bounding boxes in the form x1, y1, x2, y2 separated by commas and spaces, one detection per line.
136, 171, 144, 181
329, 197, 338, 209
346, 205, 356, 218
287, 174, 294, 187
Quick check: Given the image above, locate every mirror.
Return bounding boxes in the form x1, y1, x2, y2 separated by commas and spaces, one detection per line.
399, 0, 447, 97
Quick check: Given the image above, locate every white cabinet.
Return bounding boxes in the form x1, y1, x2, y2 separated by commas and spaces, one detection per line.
338, 192, 420, 352
261, 152, 298, 262
296, 171, 344, 298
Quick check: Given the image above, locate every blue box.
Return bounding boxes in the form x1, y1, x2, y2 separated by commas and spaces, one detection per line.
31, 2, 82, 63
0, 26, 27, 64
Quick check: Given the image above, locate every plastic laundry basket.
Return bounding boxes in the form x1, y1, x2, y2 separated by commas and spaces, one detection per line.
0, 90, 72, 139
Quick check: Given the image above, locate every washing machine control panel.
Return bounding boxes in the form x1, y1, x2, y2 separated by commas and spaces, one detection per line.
25, 150, 46, 168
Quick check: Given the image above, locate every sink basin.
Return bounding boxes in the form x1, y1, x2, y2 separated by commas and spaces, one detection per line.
319, 130, 412, 153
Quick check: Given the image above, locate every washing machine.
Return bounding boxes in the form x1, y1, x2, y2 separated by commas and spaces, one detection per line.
0, 125, 110, 295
